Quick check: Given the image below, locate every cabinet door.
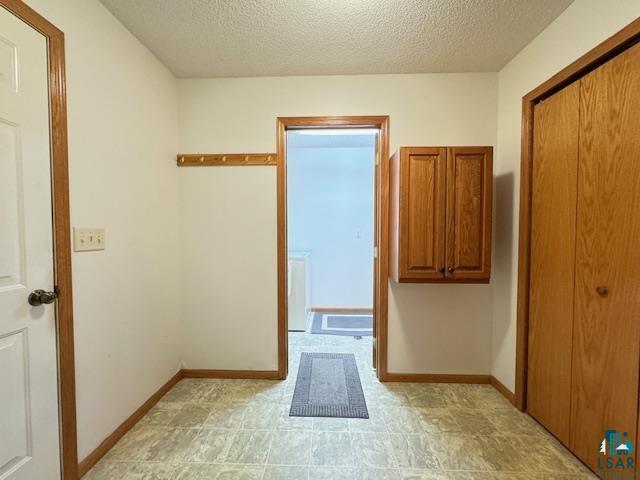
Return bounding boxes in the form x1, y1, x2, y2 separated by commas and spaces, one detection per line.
527, 81, 580, 446
445, 147, 492, 280
570, 42, 640, 474
397, 147, 446, 281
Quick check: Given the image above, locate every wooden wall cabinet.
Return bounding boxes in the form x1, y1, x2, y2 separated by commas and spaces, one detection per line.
390, 146, 492, 283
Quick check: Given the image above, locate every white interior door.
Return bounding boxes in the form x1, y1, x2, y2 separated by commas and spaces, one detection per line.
0, 6, 61, 480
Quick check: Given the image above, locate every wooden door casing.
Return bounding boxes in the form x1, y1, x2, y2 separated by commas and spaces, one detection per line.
373, 131, 379, 368
445, 147, 492, 280
526, 82, 580, 446
570, 41, 640, 474
277, 116, 390, 382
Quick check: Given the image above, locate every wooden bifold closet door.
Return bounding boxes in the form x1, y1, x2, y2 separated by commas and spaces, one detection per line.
527, 80, 580, 446
570, 41, 640, 473
528, 41, 640, 476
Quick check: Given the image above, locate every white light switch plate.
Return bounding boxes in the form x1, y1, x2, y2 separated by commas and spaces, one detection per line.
73, 228, 105, 252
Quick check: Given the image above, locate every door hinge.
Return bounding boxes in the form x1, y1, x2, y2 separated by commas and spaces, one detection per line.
373, 246, 378, 259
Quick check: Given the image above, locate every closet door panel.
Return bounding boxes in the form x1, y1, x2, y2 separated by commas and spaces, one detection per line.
571, 42, 640, 473
527, 82, 580, 446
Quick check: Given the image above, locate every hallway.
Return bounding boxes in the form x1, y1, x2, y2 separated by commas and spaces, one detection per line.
85, 333, 594, 479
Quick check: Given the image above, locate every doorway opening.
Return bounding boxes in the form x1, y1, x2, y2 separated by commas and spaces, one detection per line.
276, 116, 390, 382
286, 127, 376, 378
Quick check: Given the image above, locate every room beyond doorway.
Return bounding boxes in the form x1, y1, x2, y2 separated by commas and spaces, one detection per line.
287, 128, 375, 312
286, 128, 375, 367
276, 116, 390, 381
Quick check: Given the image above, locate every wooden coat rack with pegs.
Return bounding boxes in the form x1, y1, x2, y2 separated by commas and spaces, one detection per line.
176, 153, 277, 166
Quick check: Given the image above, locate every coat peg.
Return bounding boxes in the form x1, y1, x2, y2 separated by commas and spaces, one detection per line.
244, 155, 249, 163
199, 156, 205, 163
267, 155, 272, 164
179, 156, 185, 164
221, 156, 227, 162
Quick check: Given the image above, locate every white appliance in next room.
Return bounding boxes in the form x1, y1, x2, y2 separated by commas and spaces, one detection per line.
288, 251, 311, 331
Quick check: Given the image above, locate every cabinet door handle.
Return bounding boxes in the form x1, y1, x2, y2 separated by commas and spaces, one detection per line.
448, 267, 455, 274
439, 267, 445, 273
596, 286, 608, 297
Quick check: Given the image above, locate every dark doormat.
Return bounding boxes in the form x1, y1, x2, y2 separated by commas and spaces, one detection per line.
310, 312, 373, 336
289, 352, 369, 419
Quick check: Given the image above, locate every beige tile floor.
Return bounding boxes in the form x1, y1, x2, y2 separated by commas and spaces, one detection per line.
85, 331, 596, 480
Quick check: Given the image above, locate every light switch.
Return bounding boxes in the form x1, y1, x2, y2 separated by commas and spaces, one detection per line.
73, 228, 105, 252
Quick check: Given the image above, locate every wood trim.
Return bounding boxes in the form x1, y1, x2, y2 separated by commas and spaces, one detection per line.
276, 116, 390, 128
0, 2, 78, 479
276, 119, 288, 380
376, 118, 390, 382
77, 371, 183, 478
177, 153, 276, 166
181, 369, 281, 380
515, 95, 534, 412
515, 17, 640, 412
311, 307, 374, 314
490, 375, 516, 405
384, 373, 491, 384
276, 116, 390, 382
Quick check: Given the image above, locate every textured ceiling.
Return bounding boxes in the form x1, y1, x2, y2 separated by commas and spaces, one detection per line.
100, 0, 574, 78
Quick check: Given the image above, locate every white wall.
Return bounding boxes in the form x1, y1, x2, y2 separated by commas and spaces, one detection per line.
24, 0, 182, 460
288, 145, 375, 309
493, 0, 640, 391
178, 73, 498, 374
180, 167, 279, 370
18, 0, 640, 464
